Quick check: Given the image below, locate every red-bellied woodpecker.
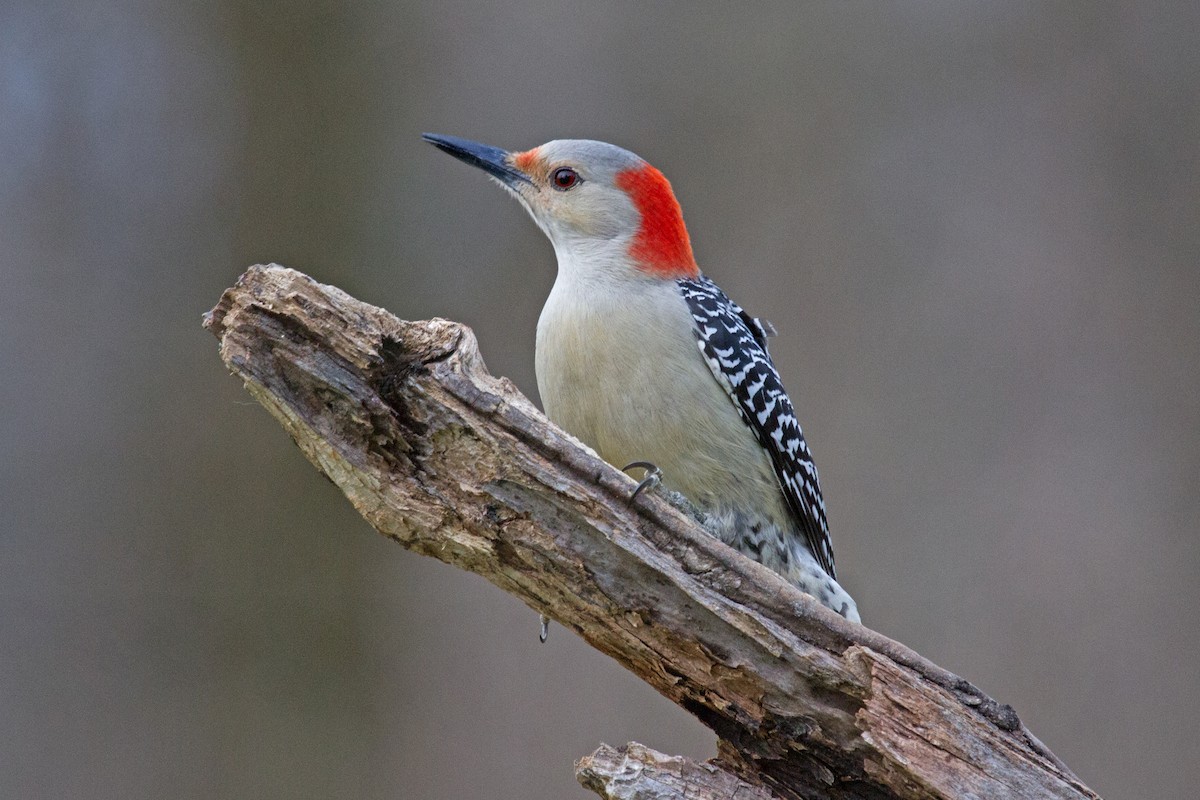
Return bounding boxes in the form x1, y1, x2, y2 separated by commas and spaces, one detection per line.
423, 133, 859, 623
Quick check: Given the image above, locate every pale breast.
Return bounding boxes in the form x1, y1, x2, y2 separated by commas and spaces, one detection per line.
535, 275, 787, 523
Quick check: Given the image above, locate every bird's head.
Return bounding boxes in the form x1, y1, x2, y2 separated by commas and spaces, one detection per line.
423, 133, 698, 280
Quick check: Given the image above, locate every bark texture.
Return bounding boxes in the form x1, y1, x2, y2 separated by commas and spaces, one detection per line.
204, 264, 1099, 800
578, 743, 776, 800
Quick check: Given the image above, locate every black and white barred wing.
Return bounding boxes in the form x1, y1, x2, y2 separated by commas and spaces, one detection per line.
677, 277, 836, 578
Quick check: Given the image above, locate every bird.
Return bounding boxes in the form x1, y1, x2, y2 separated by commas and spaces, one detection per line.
423, 133, 859, 623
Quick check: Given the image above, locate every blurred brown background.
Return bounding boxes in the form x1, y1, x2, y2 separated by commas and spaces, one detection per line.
3, 1, 1197, 797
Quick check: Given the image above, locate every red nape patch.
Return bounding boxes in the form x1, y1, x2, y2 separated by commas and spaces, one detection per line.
615, 164, 698, 278
511, 147, 541, 173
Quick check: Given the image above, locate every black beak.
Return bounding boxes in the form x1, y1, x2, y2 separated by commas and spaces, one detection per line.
422, 133, 533, 187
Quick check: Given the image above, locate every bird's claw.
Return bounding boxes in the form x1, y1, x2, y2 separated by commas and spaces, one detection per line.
623, 461, 663, 504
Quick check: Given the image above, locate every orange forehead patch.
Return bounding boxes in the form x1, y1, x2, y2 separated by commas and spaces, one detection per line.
511, 147, 542, 174
615, 164, 698, 278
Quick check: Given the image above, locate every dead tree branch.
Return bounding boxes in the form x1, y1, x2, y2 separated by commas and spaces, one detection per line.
577, 743, 777, 800
204, 264, 1098, 800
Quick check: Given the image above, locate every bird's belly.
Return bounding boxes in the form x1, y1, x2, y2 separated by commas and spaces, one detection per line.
535, 283, 784, 519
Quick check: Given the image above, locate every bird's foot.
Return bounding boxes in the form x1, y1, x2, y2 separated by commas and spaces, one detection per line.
621, 461, 709, 523
622, 461, 663, 503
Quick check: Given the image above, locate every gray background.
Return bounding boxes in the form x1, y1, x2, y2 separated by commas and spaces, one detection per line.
3, 2, 1197, 798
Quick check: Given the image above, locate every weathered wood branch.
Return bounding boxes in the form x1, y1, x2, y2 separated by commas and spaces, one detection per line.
577, 743, 776, 800
204, 264, 1098, 800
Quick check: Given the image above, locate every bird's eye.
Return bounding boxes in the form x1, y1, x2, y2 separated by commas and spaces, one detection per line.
552, 167, 581, 190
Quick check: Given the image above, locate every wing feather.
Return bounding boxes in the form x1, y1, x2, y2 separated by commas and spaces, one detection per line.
677, 277, 836, 577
